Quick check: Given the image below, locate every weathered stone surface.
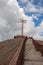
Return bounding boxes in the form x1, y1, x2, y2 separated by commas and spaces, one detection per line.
23, 62, 43, 65
23, 39, 43, 65
0, 37, 23, 65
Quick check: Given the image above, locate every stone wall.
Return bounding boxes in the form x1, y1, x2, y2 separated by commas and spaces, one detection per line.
33, 39, 43, 56
9, 36, 27, 65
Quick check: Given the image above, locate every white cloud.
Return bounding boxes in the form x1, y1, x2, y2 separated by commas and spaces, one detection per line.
0, 0, 43, 41
24, 2, 43, 14
0, 0, 35, 41
19, 0, 34, 3
16, 14, 35, 35
24, 16, 34, 34
7, 0, 35, 34
0, 17, 7, 28
33, 34, 43, 41
7, 0, 25, 19
20, 0, 28, 3
37, 21, 43, 32
33, 21, 43, 40
32, 14, 38, 20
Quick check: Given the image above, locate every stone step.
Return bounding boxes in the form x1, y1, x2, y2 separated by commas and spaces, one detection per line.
24, 56, 43, 60
24, 57, 43, 60
24, 50, 42, 58
24, 45, 42, 59
23, 61, 43, 65
24, 49, 41, 54
23, 58, 43, 62
24, 45, 35, 51
24, 40, 36, 51
23, 39, 43, 65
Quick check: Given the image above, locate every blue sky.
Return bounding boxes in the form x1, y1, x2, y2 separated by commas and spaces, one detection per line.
17, 0, 43, 27
0, 0, 43, 41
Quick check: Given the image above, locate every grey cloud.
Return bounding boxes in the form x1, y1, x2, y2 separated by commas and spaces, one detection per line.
0, 0, 43, 41
0, 0, 20, 41
0, 0, 8, 7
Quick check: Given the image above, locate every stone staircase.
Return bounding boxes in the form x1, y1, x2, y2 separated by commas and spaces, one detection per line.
23, 39, 43, 65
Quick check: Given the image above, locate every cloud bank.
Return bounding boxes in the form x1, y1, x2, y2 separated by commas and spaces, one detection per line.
0, 0, 43, 41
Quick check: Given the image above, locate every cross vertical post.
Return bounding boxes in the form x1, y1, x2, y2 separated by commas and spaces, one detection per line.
18, 16, 27, 36
21, 19, 24, 36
